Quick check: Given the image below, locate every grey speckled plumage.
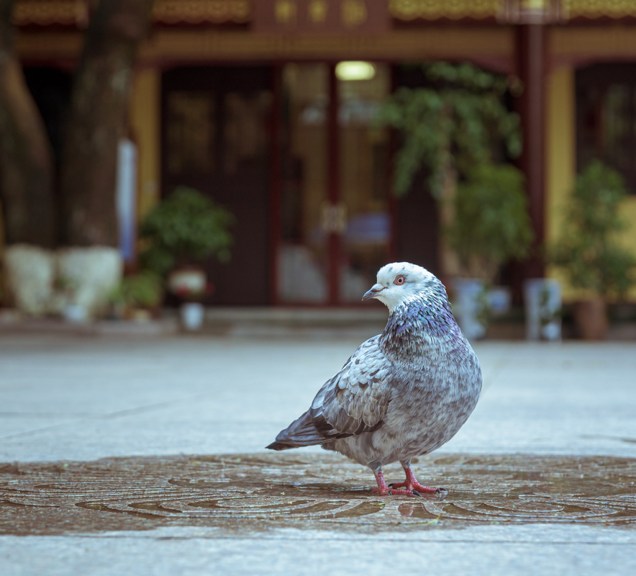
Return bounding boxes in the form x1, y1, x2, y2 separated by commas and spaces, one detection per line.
267, 262, 482, 496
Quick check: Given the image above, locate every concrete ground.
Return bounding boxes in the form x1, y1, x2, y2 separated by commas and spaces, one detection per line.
0, 330, 635, 575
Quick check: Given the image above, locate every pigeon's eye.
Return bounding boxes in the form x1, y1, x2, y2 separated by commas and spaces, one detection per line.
394, 275, 406, 286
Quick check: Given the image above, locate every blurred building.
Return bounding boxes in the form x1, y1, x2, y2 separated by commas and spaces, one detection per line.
13, 0, 636, 306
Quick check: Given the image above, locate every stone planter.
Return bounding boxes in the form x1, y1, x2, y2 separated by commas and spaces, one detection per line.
453, 278, 488, 340
487, 286, 511, 316
4, 245, 122, 319
524, 278, 562, 341
573, 298, 608, 340
180, 302, 205, 332
62, 303, 89, 324
3, 244, 55, 315
56, 247, 122, 317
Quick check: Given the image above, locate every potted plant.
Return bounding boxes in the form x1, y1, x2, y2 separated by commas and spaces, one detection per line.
376, 62, 524, 338
447, 164, 532, 284
168, 277, 214, 332
138, 185, 233, 302
108, 271, 163, 320
445, 163, 534, 338
550, 160, 636, 339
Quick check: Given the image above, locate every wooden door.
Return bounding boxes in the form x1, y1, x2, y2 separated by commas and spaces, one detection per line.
162, 66, 273, 305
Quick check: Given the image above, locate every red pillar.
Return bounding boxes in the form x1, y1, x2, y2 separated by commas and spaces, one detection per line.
516, 24, 547, 279
327, 63, 341, 304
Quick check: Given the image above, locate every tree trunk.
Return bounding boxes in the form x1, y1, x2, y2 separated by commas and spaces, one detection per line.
60, 0, 154, 247
0, 0, 55, 247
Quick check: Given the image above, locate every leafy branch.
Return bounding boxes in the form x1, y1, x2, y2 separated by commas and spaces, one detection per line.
376, 62, 522, 197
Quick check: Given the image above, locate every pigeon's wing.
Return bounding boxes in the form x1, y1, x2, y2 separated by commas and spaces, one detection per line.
266, 335, 393, 450
310, 335, 392, 439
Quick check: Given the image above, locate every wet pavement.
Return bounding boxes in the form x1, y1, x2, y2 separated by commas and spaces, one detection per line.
1, 332, 635, 575
2, 453, 635, 536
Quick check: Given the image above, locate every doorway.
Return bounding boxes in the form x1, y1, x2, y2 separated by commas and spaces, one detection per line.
162, 66, 273, 305
276, 62, 392, 305
161, 63, 394, 306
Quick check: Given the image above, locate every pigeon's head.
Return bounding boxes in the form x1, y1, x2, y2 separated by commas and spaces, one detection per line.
362, 262, 445, 313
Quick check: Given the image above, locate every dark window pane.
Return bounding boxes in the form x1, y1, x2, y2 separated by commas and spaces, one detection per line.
166, 92, 215, 176
576, 64, 636, 194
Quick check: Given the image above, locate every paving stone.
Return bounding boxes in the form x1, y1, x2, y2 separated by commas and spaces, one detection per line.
0, 333, 635, 575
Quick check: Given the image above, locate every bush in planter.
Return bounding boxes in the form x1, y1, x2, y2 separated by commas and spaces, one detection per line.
446, 163, 534, 283
376, 63, 524, 339
549, 160, 636, 338
444, 163, 534, 338
139, 186, 233, 278
107, 272, 163, 317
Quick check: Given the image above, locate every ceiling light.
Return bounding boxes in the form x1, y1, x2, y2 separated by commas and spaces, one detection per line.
335, 61, 376, 81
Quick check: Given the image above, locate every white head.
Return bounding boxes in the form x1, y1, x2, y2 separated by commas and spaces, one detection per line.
362, 262, 442, 313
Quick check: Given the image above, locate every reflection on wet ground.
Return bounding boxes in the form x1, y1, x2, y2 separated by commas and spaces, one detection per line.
1, 453, 634, 535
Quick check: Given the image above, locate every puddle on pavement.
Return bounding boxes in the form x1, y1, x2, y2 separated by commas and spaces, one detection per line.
1, 453, 635, 536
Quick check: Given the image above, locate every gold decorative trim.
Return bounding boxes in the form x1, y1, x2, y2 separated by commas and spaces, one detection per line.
153, 0, 251, 24
14, 0, 86, 26
389, 0, 502, 21
563, 0, 636, 19
14, 1, 636, 30
14, 0, 251, 27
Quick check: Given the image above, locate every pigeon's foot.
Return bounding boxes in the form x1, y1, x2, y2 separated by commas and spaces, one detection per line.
386, 461, 448, 497
388, 480, 446, 497
372, 486, 421, 497
371, 482, 440, 497
372, 468, 439, 497
371, 485, 415, 496
389, 480, 436, 493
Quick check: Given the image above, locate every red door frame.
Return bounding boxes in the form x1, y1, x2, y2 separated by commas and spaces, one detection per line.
326, 62, 341, 305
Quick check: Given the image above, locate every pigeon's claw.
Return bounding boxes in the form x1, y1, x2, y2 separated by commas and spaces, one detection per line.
384, 463, 448, 498
388, 480, 438, 494
372, 468, 436, 497
389, 481, 446, 497
372, 485, 420, 496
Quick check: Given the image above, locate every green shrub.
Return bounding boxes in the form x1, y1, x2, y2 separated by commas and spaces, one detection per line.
446, 163, 533, 281
139, 186, 233, 277
109, 272, 163, 310
550, 160, 636, 298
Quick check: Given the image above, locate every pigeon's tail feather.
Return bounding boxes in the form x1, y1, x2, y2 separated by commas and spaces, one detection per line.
265, 410, 327, 451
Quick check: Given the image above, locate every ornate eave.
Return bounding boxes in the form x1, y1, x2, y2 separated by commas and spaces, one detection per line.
563, 0, 636, 20
388, 0, 636, 23
153, 0, 250, 25
11, 0, 636, 29
13, 0, 87, 26
388, 0, 501, 22
13, 0, 251, 28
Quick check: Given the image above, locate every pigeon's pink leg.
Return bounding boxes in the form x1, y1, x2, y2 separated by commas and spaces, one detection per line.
388, 461, 440, 495
372, 467, 428, 497
372, 468, 390, 496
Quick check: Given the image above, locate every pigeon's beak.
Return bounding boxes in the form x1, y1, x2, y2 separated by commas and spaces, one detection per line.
362, 283, 385, 302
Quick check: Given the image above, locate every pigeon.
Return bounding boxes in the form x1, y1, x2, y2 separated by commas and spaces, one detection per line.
267, 262, 482, 496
